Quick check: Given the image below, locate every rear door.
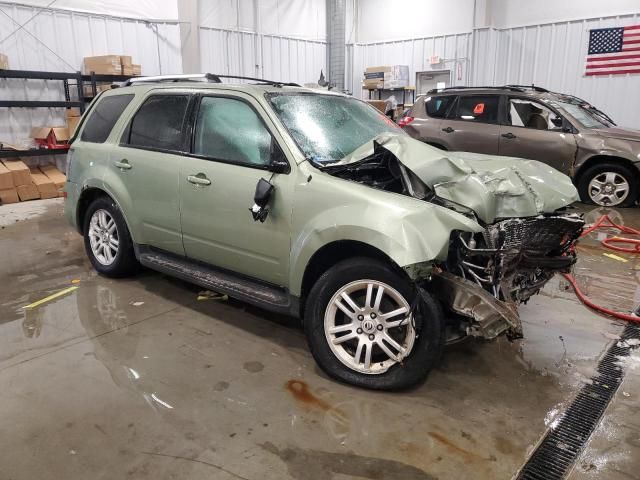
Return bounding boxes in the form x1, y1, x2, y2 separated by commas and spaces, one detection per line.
404, 95, 455, 147
438, 94, 501, 154
178, 93, 293, 286
498, 96, 577, 174
114, 92, 192, 255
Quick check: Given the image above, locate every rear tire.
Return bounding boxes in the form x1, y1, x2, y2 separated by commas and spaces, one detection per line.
577, 163, 638, 207
83, 196, 139, 278
304, 257, 445, 390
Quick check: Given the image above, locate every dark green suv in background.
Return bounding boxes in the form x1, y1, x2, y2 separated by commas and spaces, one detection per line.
400, 85, 640, 207
65, 75, 584, 390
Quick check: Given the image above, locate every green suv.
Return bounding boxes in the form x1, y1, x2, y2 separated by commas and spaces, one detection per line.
65, 74, 584, 390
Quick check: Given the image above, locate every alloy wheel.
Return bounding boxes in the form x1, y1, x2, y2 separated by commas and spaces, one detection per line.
88, 209, 119, 266
324, 279, 415, 374
588, 171, 630, 206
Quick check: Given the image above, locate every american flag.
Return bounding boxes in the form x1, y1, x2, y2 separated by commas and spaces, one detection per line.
585, 25, 640, 76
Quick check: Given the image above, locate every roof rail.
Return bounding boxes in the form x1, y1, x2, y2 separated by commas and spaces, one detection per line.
426, 85, 525, 94
503, 84, 549, 93
122, 73, 300, 88
125, 73, 221, 86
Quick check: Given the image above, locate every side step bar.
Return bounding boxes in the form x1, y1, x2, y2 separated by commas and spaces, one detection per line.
138, 248, 296, 316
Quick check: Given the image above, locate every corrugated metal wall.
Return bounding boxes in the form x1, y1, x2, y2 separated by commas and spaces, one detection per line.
348, 32, 472, 99
199, 27, 326, 86
0, 1, 182, 146
472, 13, 640, 128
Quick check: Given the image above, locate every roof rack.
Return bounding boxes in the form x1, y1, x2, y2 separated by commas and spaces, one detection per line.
426, 85, 525, 94
503, 84, 549, 93
122, 73, 300, 88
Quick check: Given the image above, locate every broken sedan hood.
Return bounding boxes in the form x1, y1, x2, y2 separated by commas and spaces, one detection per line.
339, 133, 579, 223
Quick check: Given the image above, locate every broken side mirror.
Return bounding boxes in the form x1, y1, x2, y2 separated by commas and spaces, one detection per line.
250, 178, 274, 222
269, 140, 290, 174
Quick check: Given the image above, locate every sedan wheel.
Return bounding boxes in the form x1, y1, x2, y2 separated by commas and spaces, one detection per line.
587, 171, 629, 207
324, 279, 415, 374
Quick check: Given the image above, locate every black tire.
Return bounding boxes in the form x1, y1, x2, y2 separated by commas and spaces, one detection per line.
577, 162, 638, 207
304, 257, 445, 390
83, 196, 139, 278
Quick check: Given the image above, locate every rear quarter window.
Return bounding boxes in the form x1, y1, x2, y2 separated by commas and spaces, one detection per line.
425, 95, 455, 118
80, 94, 134, 143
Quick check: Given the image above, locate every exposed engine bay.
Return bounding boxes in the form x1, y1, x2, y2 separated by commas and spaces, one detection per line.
323, 139, 585, 341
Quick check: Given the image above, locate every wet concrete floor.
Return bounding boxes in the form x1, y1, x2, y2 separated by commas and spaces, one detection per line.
0, 199, 639, 479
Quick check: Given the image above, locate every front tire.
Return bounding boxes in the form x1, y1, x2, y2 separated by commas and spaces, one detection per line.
83, 196, 139, 278
577, 163, 638, 207
304, 257, 445, 390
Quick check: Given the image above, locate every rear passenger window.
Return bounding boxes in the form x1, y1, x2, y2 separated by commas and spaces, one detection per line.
453, 95, 499, 124
425, 95, 455, 118
128, 95, 190, 152
81, 94, 133, 143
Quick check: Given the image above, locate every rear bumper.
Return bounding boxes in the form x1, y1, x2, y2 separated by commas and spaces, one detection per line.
63, 181, 79, 232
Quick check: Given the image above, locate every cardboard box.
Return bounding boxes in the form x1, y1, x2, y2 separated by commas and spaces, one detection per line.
40, 165, 66, 189
122, 64, 142, 76
120, 55, 133, 66
83, 83, 112, 96
364, 66, 390, 89
31, 127, 70, 149
67, 116, 81, 135
29, 169, 58, 199
384, 65, 409, 88
66, 107, 81, 118
2, 160, 31, 186
83, 55, 122, 75
17, 183, 40, 201
367, 100, 387, 113
0, 53, 8, 70
0, 162, 13, 190
0, 188, 19, 204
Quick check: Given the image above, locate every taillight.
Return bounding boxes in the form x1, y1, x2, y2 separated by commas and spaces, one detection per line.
398, 116, 414, 127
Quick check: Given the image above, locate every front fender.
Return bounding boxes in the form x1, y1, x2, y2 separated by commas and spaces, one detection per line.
288, 183, 483, 296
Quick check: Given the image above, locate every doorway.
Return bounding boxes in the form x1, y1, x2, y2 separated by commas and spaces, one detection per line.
416, 70, 451, 95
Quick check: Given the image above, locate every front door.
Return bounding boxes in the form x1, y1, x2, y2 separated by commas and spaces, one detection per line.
179, 94, 293, 286
114, 93, 192, 255
438, 94, 501, 154
498, 97, 577, 174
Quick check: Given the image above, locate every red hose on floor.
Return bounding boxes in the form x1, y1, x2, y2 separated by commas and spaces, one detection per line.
563, 214, 640, 322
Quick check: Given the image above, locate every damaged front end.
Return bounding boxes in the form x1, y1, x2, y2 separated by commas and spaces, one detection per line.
323, 133, 585, 341
431, 213, 584, 340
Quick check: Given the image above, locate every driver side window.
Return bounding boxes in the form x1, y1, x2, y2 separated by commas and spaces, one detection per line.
507, 98, 563, 131
194, 96, 272, 167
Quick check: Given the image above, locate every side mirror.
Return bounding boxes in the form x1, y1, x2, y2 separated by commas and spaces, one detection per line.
269, 140, 290, 174
250, 178, 274, 222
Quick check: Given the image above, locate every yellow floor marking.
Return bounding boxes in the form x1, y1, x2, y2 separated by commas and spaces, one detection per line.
22, 286, 79, 310
603, 252, 628, 263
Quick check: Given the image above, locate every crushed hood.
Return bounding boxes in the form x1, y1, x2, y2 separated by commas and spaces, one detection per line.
339, 133, 579, 223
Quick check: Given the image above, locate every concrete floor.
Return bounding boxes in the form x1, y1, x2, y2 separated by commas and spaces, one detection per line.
0, 199, 639, 480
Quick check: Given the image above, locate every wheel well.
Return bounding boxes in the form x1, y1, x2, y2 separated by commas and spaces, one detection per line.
300, 240, 400, 315
426, 142, 447, 151
76, 188, 110, 233
574, 155, 637, 183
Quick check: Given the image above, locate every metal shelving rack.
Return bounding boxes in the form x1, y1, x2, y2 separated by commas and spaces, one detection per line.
0, 69, 134, 158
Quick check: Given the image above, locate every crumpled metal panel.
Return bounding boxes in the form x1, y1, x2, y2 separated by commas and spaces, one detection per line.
431, 271, 522, 339
341, 133, 579, 223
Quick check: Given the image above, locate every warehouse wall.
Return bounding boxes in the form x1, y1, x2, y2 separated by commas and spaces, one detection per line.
487, 0, 640, 28
354, 0, 475, 43
0, 1, 182, 146
472, 12, 640, 129
199, 0, 326, 86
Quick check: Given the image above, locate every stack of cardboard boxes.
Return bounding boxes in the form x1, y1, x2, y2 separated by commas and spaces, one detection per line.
82, 55, 142, 96
66, 108, 81, 136
0, 159, 67, 205
363, 65, 410, 90
0, 53, 8, 70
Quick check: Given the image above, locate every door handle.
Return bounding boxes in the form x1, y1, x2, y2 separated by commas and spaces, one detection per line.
501, 132, 517, 139
187, 174, 211, 186
442, 126, 455, 133
114, 159, 132, 170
